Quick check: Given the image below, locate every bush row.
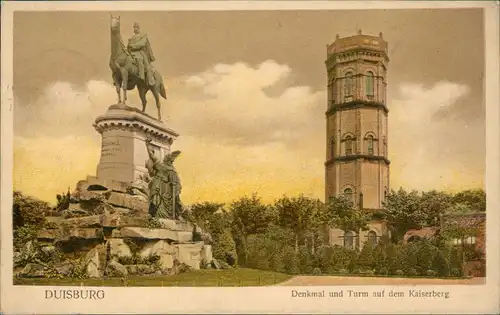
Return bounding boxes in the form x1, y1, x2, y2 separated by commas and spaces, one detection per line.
242, 226, 467, 278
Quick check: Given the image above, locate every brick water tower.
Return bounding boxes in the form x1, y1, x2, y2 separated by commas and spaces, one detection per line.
324, 30, 390, 247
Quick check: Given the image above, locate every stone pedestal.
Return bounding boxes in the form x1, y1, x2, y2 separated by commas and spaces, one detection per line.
93, 104, 178, 183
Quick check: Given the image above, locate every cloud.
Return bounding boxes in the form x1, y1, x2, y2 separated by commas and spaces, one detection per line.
14, 61, 326, 205
168, 60, 324, 147
13, 62, 483, 206
389, 81, 483, 192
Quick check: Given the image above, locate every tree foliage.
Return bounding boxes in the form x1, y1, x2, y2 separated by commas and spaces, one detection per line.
326, 195, 370, 233
452, 189, 486, 212
274, 195, 325, 251
382, 188, 427, 242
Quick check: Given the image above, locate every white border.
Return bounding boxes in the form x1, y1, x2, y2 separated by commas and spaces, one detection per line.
1, 1, 499, 314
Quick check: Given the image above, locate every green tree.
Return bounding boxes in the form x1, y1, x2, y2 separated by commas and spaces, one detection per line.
382, 188, 426, 243
326, 195, 370, 249
432, 249, 450, 277
13, 191, 50, 249
185, 202, 237, 265
274, 195, 325, 253
420, 190, 452, 226
185, 201, 225, 230
356, 241, 375, 271
230, 194, 277, 265
452, 189, 486, 212
440, 203, 481, 242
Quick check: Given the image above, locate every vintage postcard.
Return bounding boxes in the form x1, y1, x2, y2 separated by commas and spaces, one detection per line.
1, 1, 499, 314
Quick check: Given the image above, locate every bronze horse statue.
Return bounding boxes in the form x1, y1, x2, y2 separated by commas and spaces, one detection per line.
109, 15, 167, 121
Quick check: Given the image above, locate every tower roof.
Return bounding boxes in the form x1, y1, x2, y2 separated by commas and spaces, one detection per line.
327, 32, 388, 57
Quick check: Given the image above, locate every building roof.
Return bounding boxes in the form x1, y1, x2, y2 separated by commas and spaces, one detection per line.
403, 227, 438, 242
327, 32, 388, 56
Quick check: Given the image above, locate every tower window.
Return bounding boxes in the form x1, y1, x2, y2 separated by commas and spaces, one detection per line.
344, 188, 354, 202
367, 135, 374, 155
345, 136, 353, 155
366, 71, 374, 99
367, 231, 378, 247
343, 231, 354, 249
344, 71, 354, 100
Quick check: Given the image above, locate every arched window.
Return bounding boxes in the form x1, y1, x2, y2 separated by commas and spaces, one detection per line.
329, 137, 335, 159
367, 135, 374, 155
367, 231, 377, 247
384, 189, 388, 203
344, 231, 354, 249
345, 136, 353, 155
344, 71, 354, 100
344, 188, 353, 202
366, 71, 374, 99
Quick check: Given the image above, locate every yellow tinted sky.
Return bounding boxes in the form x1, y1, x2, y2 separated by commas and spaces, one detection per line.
13, 10, 485, 205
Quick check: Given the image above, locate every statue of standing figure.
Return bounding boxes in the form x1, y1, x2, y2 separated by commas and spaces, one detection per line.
145, 138, 184, 220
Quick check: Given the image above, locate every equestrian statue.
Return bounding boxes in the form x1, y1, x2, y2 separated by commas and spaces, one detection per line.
109, 15, 167, 121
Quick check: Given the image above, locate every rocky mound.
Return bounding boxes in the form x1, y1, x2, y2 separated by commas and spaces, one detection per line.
15, 176, 215, 279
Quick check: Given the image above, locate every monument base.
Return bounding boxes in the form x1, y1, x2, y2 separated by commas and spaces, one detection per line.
93, 104, 178, 183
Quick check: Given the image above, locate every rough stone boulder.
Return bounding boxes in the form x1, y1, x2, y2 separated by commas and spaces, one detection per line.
105, 259, 128, 277
107, 192, 148, 213
108, 239, 132, 259
18, 263, 51, 278
120, 227, 193, 243
84, 244, 106, 278
139, 240, 176, 272
126, 264, 155, 275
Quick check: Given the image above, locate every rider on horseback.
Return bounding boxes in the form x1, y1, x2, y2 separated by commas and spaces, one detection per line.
127, 22, 156, 86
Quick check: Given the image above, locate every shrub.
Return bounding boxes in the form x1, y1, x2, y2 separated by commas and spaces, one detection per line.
13, 225, 39, 250
425, 269, 437, 277
146, 217, 163, 229
395, 269, 404, 276
69, 259, 88, 279
312, 267, 322, 275
356, 243, 375, 270
416, 240, 438, 273
378, 267, 389, 275
330, 245, 354, 271
212, 229, 238, 266
449, 248, 463, 274
360, 269, 375, 275
339, 268, 349, 275
407, 268, 418, 277
386, 244, 403, 274
282, 246, 300, 275
450, 268, 461, 277
13, 191, 49, 229
432, 251, 450, 277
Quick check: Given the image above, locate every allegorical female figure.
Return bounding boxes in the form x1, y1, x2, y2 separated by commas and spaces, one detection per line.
145, 139, 183, 219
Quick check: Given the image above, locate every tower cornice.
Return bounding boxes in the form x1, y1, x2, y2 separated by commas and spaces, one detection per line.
326, 100, 389, 116
324, 155, 391, 166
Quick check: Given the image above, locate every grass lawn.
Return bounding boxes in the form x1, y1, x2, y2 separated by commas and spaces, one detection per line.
14, 268, 293, 287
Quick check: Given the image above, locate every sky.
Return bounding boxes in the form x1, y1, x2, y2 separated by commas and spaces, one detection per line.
12, 9, 485, 206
